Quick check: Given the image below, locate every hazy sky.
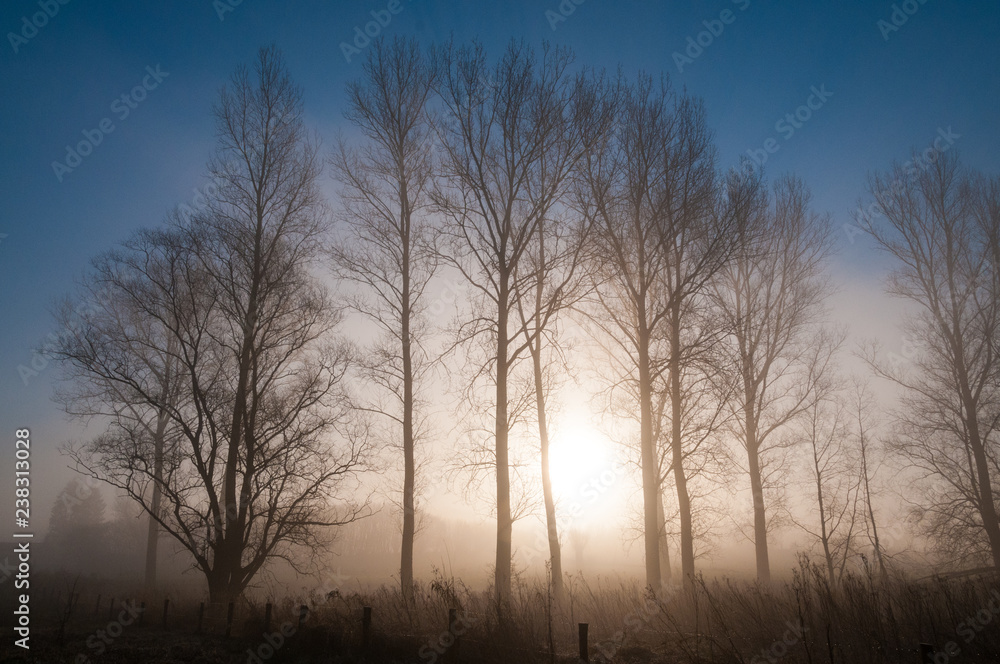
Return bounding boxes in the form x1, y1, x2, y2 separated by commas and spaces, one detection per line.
1, 0, 998, 533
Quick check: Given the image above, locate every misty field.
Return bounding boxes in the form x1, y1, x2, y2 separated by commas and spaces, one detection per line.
3, 562, 999, 663
5, 7, 1000, 664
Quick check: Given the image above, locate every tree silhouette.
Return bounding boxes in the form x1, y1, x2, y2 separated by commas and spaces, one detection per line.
431, 39, 606, 608
860, 152, 1000, 570
713, 175, 836, 583
54, 47, 369, 603
330, 36, 438, 605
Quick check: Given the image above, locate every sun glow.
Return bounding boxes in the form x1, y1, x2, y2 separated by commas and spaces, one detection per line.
547, 418, 612, 500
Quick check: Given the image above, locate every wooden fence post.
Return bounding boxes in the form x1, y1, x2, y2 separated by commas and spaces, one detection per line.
264, 602, 272, 633
578, 623, 589, 663
225, 601, 235, 637
298, 604, 308, 630
162, 598, 169, 628
196, 602, 205, 634
362, 606, 372, 649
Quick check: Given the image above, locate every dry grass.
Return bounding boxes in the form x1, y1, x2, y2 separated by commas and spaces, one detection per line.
5, 559, 1000, 663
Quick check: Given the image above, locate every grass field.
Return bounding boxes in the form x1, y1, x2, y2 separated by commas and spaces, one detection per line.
3, 558, 999, 663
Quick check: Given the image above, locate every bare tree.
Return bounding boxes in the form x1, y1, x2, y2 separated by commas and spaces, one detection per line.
515, 218, 580, 601
792, 373, 862, 585
52, 286, 182, 591
431, 40, 604, 607
713, 175, 835, 583
54, 47, 367, 603
581, 75, 673, 590
515, 75, 616, 601
330, 36, 437, 604
601, 320, 733, 587
593, 363, 677, 581
580, 75, 736, 589
656, 335, 735, 581
850, 377, 889, 579
859, 152, 1000, 570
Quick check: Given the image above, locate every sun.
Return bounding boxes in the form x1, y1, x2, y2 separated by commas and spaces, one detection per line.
547, 419, 612, 500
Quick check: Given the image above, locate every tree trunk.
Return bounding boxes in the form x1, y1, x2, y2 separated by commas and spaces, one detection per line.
207, 573, 227, 606
656, 490, 672, 585
953, 342, 1000, 569
400, 212, 416, 604
637, 322, 662, 591
810, 425, 836, 585
962, 395, 1000, 570
747, 450, 770, 584
144, 408, 168, 591
529, 217, 564, 600
669, 317, 695, 588
144, 507, 159, 590
221, 231, 260, 602
221, 337, 251, 597
745, 406, 771, 583
206, 563, 240, 605
495, 278, 513, 610
858, 422, 887, 579
533, 341, 563, 599
671, 429, 694, 589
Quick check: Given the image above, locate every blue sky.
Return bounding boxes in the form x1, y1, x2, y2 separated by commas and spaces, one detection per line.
0, 0, 998, 528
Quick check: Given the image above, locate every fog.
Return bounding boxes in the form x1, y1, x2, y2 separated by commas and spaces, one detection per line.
2, 3, 999, 662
